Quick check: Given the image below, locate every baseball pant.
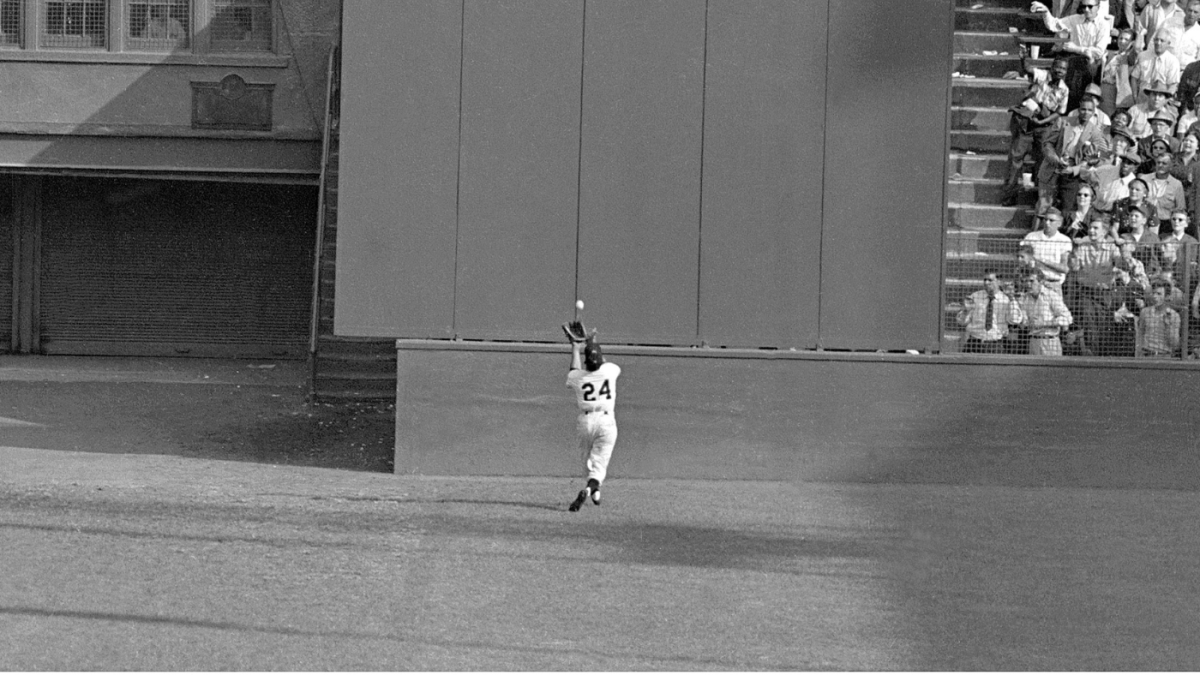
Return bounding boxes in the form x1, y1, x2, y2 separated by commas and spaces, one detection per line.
1027, 335, 1063, 356
577, 410, 617, 484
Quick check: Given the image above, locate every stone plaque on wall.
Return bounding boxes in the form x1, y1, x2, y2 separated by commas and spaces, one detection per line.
191, 74, 274, 131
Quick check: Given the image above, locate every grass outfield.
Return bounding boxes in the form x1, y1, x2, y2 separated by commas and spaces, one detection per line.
1, 447, 1197, 670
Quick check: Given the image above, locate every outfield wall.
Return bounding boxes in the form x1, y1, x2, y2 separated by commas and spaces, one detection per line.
395, 341, 1200, 489
335, 0, 954, 352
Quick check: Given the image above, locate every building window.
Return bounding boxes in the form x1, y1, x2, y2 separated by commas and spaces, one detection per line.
1, 0, 275, 54
1, 0, 22, 46
127, 0, 188, 51
41, 0, 106, 49
209, 0, 270, 51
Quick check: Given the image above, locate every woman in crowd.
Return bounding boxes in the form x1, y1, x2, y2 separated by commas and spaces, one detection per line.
1063, 184, 1108, 241
1170, 131, 1200, 185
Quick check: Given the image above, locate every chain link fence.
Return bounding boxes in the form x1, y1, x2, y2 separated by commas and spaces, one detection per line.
945, 235, 1199, 359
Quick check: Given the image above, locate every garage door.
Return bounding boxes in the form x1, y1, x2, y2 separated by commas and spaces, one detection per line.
39, 177, 316, 358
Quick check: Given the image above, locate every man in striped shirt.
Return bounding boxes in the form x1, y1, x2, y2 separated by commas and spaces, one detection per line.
1138, 279, 1183, 355
1017, 269, 1075, 356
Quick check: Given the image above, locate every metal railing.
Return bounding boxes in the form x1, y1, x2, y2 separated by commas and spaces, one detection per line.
945, 235, 1198, 360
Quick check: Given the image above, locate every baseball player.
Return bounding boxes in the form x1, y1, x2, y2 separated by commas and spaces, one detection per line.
565, 333, 621, 512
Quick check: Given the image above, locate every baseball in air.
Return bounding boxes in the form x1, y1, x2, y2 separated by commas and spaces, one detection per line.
576, 300, 585, 311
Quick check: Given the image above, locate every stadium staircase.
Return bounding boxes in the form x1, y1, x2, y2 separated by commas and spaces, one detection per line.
945, 0, 1054, 350
309, 44, 396, 402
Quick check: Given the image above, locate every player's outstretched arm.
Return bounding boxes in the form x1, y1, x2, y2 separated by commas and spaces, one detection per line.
570, 340, 583, 371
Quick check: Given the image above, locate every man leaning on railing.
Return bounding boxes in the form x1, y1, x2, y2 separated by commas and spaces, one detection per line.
957, 269, 1025, 354
1017, 269, 1074, 356
1139, 279, 1183, 356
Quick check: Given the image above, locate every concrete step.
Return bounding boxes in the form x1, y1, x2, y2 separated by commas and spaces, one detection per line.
955, 7, 1043, 33
953, 54, 1049, 78
956, 0, 1030, 7
946, 229, 1028, 254
955, 30, 1024, 54
315, 336, 394, 356
950, 202, 1037, 230
952, 129, 1011, 153
952, 105, 1013, 133
952, 76, 1027, 108
945, 250, 1024, 279
949, 178, 1036, 205
314, 387, 396, 402
950, 151, 1010, 180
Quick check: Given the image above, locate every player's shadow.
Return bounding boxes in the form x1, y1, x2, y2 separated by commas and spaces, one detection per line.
419, 498, 564, 512
331, 496, 564, 512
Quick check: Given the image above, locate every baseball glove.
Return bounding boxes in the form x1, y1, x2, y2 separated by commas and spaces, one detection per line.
562, 320, 588, 343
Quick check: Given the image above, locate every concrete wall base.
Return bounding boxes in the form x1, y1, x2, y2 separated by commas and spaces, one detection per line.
394, 341, 1200, 490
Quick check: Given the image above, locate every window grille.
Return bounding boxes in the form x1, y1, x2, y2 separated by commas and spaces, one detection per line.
127, 0, 189, 51
41, 0, 107, 49
209, 0, 269, 51
0, 0, 21, 46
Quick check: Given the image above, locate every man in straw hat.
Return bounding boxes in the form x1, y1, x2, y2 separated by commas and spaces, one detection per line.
1127, 79, 1179, 138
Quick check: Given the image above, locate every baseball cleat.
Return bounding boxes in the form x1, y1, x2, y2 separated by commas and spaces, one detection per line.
568, 488, 589, 512
590, 488, 601, 505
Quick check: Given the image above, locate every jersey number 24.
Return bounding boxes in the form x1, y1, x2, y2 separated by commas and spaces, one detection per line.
581, 380, 612, 401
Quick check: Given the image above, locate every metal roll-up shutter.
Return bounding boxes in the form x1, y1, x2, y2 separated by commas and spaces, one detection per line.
39, 177, 316, 358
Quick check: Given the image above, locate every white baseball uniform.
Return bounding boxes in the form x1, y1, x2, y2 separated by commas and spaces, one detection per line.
566, 361, 621, 484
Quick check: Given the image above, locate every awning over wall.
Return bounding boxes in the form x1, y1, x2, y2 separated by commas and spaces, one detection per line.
0, 135, 321, 183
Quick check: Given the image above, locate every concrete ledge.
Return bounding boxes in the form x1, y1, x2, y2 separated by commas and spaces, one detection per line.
394, 341, 1200, 489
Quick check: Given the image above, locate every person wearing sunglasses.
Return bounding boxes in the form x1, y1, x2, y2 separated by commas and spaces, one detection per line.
1031, 0, 1114, 110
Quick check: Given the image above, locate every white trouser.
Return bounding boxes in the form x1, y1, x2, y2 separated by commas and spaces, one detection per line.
577, 411, 617, 483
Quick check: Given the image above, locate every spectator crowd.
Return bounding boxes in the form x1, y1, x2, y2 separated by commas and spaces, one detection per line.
972, 0, 1200, 357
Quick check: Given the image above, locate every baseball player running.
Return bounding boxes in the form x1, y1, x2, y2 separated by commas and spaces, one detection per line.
564, 330, 621, 512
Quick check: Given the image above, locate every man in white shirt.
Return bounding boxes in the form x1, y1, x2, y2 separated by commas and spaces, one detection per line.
1021, 208, 1075, 295
1033, 0, 1114, 63
1033, 0, 1115, 109
957, 269, 1025, 353
1175, 0, 1200, 65
1130, 29, 1183, 102
1017, 269, 1074, 356
1138, 150, 1187, 230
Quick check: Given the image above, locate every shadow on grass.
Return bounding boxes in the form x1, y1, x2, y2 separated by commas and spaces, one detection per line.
187, 398, 396, 473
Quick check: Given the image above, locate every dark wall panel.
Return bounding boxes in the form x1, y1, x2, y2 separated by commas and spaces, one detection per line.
334, 0, 463, 338
699, 0, 826, 348
0, 177, 11, 350
455, 0, 584, 341
819, 0, 952, 350
577, 0, 707, 344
